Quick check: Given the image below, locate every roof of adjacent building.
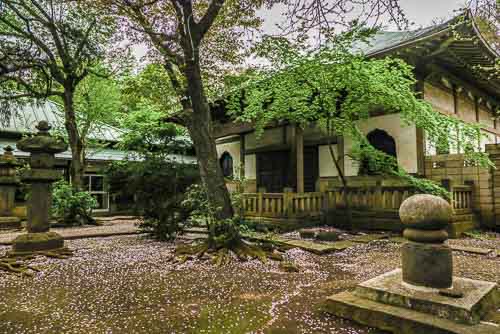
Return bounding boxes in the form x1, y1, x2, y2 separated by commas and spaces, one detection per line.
1, 101, 124, 142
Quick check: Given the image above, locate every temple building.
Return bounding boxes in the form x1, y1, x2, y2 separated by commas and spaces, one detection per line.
213, 12, 500, 235
0, 101, 130, 215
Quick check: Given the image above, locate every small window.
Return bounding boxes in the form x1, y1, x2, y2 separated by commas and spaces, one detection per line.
84, 174, 109, 211
220, 152, 233, 178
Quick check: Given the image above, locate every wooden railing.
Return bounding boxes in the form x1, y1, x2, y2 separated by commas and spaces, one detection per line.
451, 185, 473, 214
324, 186, 417, 211
243, 184, 474, 219
243, 186, 417, 218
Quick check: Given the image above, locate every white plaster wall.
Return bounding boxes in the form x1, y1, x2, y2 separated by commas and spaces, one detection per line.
216, 139, 241, 177
245, 154, 257, 180
480, 130, 496, 151
318, 144, 339, 177
344, 113, 418, 176
457, 94, 476, 123
479, 105, 495, 128
424, 82, 454, 115
425, 128, 461, 155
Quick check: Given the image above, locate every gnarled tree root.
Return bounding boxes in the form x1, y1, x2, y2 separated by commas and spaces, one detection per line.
0, 247, 74, 277
173, 239, 286, 266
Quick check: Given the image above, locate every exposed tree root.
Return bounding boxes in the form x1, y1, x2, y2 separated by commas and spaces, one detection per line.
0, 247, 74, 277
173, 239, 287, 266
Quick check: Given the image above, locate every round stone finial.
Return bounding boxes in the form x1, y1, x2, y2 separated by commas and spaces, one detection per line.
3, 145, 14, 155
35, 121, 51, 134
399, 194, 452, 231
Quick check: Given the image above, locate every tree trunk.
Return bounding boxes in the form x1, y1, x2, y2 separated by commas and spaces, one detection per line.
183, 57, 234, 221
62, 88, 85, 192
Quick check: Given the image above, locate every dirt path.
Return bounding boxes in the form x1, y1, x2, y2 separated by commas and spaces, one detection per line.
0, 235, 498, 334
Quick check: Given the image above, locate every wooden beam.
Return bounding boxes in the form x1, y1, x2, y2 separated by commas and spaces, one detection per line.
415, 76, 426, 175
296, 125, 304, 194
288, 125, 297, 189
427, 36, 455, 57
240, 134, 245, 179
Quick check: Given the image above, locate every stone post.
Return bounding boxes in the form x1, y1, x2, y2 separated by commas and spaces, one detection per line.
0, 146, 22, 229
399, 194, 453, 289
10, 121, 68, 254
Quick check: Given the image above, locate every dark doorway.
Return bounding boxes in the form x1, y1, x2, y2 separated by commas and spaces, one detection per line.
359, 129, 397, 175
303, 146, 319, 192
367, 129, 397, 157
257, 151, 289, 193
219, 152, 233, 178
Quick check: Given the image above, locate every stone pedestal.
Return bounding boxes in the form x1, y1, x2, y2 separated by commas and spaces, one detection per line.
325, 194, 499, 334
10, 121, 68, 254
0, 146, 21, 229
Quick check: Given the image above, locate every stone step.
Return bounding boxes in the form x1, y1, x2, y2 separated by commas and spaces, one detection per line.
244, 233, 356, 254
353, 269, 498, 325
350, 234, 389, 244
325, 291, 500, 334
449, 245, 494, 255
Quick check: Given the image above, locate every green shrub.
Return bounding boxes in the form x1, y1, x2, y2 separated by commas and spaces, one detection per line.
105, 157, 199, 241
52, 180, 97, 226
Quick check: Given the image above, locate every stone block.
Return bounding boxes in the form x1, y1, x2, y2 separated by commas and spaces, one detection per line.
402, 242, 453, 289
354, 269, 498, 325
325, 291, 499, 334
12, 231, 64, 253
316, 230, 340, 241
0, 217, 21, 230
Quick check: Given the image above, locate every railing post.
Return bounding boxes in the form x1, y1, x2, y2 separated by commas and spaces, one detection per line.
257, 192, 263, 216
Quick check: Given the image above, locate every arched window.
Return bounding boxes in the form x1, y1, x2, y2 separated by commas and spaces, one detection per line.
220, 152, 233, 178
367, 129, 397, 158
359, 129, 397, 175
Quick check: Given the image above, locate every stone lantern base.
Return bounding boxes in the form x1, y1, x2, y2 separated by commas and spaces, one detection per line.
325, 269, 499, 334
0, 216, 21, 230
10, 232, 64, 255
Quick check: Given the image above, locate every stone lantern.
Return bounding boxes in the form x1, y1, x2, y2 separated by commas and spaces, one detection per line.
10, 121, 68, 254
399, 194, 453, 289
326, 194, 499, 333
0, 146, 22, 230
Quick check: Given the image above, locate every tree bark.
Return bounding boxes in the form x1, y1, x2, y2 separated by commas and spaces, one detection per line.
62, 87, 85, 192
183, 53, 234, 221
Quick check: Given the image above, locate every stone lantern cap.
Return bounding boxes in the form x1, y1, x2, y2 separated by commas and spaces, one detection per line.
0, 146, 21, 167
16, 121, 68, 154
0, 146, 21, 185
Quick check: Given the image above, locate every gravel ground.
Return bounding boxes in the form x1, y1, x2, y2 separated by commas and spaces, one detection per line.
0, 219, 140, 244
0, 235, 498, 334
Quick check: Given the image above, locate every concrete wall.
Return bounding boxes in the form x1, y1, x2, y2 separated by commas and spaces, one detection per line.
424, 154, 492, 228
344, 113, 418, 176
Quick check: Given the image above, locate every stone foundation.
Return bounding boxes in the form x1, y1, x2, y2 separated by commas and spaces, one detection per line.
11, 232, 64, 253
0, 217, 21, 230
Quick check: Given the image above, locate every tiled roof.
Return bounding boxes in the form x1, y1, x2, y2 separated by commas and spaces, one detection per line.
0, 139, 197, 164
1, 101, 124, 142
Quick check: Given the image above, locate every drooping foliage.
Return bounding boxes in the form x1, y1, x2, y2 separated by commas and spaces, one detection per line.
226, 26, 491, 198
89, 0, 409, 228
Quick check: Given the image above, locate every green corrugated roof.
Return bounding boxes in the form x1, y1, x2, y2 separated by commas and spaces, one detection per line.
1, 101, 124, 142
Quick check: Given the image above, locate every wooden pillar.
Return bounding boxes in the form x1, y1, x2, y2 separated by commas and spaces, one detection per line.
240, 134, 245, 179
415, 77, 426, 176
288, 125, 297, 189
296, 125, 304, 193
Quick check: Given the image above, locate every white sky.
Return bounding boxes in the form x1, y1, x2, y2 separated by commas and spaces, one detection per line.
133, 0, 467, 61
